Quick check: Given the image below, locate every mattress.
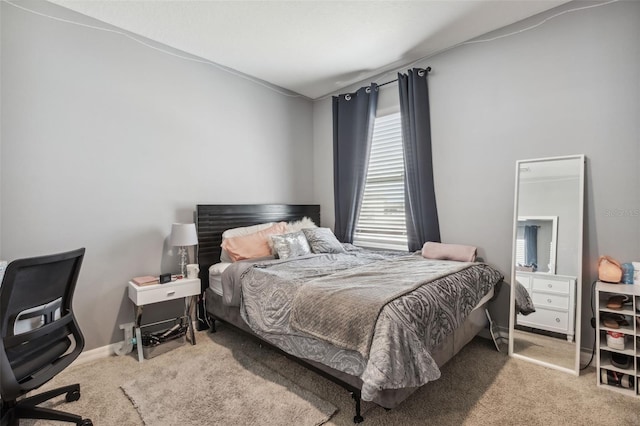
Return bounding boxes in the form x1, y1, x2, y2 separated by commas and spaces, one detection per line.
208, 262, 231, 296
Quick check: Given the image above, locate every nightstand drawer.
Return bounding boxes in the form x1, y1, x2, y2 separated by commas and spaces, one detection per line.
128, 279, 200, 305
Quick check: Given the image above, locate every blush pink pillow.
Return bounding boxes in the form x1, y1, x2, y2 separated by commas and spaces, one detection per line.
221, 222, 287, 262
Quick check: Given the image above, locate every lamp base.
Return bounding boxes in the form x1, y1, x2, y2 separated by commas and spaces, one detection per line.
178, 246, 187, 277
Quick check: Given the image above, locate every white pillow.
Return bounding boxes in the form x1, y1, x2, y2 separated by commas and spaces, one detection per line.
285, 216, 318, 233
209, 262, 232, 275
220, 222, 275, 262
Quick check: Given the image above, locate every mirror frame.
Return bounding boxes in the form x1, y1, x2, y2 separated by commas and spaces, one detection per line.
508, 154, 585, 376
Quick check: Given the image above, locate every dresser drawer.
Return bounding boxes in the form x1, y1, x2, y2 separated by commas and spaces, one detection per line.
518, 308, 569, 332
531, 292, 569, 309
532, 277, 572, 295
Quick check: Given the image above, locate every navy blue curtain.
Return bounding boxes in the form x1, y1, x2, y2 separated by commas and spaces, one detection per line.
398, 68, 440, 251
525, 225, 538, 267
332, 84, 378, 243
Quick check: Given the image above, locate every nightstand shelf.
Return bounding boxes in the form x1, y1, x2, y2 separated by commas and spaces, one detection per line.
128, 278, 200, 362
595, 282, 640, 398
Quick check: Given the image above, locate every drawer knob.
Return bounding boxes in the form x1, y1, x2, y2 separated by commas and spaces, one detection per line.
548, 284, 553, 288
547, 298, 552, 303
555, 318, 560, 323
167, 291, 176, 296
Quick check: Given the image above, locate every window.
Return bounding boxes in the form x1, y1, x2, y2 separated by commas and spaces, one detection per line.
515, 226, 526, 266
353, 113, 408, 251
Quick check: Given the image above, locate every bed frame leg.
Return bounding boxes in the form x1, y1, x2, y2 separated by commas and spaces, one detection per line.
351, 392, 364, 423
208, 316, 217, 333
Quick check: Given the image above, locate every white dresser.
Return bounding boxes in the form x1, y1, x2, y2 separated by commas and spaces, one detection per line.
516, 271, 577, 341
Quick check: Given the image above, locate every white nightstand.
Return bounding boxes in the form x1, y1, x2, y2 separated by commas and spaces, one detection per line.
128, 278, 200, 362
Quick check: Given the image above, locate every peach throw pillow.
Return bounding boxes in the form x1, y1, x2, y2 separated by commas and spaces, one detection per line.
221, 222, 287, 262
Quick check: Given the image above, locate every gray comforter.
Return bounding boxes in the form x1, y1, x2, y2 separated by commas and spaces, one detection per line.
222, 247, 503, 400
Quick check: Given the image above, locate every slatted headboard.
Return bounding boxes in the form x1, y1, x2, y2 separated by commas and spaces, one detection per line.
195, 204, 321, 290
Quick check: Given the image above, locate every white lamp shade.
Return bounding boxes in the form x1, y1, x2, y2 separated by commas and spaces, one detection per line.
170, 223, 198, 246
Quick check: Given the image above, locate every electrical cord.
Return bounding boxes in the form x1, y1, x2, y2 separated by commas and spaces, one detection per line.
579, 280, 598, 370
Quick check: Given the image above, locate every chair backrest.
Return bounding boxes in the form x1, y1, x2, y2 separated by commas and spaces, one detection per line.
0, 248, 86, 400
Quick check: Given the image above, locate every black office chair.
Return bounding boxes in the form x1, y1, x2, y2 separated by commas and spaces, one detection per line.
0, 248, 92, 426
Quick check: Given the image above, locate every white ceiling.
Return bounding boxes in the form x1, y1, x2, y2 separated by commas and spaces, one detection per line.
48, 0, 570, 99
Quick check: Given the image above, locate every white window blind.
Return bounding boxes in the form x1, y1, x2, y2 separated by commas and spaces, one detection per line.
353, 113, 408, 251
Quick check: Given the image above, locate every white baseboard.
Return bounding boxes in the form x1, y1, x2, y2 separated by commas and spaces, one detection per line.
496, 326, 509, 342
71, 321, 198, 367
478, 325, 509, 342
580, 346, 596, 367
76, 328, 595, 370
72, 342, 120, 367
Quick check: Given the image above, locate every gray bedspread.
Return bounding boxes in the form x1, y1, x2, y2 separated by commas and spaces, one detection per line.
515, 280, 536, 315
290, 255, 471, 357
222, 247, 503, 400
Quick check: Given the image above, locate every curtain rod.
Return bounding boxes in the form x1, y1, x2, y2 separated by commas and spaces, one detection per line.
377, 67, 432, 88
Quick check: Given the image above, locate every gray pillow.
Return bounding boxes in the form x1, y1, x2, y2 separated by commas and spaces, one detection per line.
302, 228, 345, 254
270, 231, 311, 260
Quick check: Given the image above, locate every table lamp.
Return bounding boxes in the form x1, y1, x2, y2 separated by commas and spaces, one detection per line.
170, 223, 198, 277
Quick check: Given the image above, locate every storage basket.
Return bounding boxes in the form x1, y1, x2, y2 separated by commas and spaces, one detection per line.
141, 323, 188, 360
600, 369, 635, 389
605, 331, 625, 351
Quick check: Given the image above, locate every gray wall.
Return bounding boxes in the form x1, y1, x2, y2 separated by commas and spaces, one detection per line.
2, 0, 638, 354
312, 0, 640, 349
1, 0, 314, 350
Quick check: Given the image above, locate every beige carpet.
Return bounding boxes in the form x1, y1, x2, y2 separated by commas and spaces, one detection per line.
19, 324, 640, 425
121, 349, 336, 425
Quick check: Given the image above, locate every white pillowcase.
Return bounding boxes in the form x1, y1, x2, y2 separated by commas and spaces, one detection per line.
209, 262, 232, 275
220, 222, 275, 262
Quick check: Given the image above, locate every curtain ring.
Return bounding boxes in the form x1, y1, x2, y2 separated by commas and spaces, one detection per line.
418, 69, 425, 77
365, 87, 371, 94
345, 94, 352, 101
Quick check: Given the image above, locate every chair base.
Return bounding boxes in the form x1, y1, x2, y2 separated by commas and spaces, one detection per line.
1, 383, 92, 426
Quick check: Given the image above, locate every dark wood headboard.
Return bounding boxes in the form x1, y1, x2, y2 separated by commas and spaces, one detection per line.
195, 204, 321, 290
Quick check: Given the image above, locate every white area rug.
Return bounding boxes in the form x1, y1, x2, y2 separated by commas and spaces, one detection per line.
121, 348, 336, 426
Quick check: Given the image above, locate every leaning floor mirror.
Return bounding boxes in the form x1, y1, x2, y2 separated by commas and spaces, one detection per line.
508, 154, 585, 375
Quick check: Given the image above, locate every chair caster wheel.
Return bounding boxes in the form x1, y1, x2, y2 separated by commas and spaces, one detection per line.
79, 419, 93, 426
354, 415, 364, 423
66, 390, 81, 402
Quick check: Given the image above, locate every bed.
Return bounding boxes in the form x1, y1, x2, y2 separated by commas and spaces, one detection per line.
196, 204, 503, 423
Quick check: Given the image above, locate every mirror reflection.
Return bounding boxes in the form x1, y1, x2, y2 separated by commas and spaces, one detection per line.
509, 155, 584, 374
515, 216, 558, 275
